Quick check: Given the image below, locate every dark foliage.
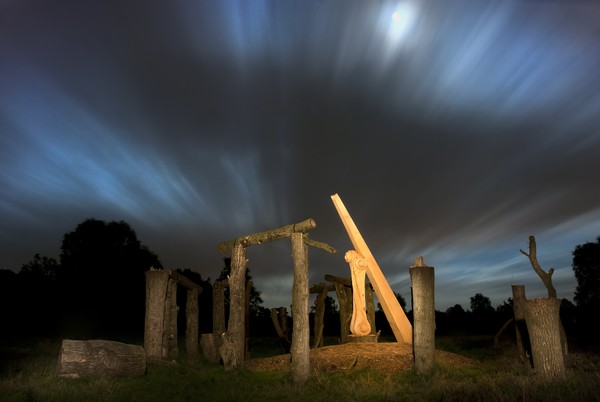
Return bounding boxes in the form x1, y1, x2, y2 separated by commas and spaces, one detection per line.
572, 236, 600, 344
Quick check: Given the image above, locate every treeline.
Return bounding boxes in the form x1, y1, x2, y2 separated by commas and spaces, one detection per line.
1, 219, 598, 348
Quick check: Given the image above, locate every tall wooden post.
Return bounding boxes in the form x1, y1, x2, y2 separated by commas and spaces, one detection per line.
512, 284, 529, 360
313, 285, 329, 348
291, 232, 310, 383
245, 279, 252, 357
213, 280, 226, 335
144, 269, 170, 360
186, 288, 199, 360
365, 282, 376, 336
409, 257, 435, 374
334, 283, 352, 344
220, 241, 247, 370
164, 277, 178, 358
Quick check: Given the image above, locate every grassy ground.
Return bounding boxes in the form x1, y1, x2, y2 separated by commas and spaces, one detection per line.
1, 337, 599, 402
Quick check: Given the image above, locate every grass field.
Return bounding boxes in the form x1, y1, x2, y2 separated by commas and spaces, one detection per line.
1, 337, 599, 402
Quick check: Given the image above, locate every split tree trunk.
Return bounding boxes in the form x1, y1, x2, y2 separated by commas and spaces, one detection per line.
56, 339, 146, 379
291, 232, 310, 383
522, 297, 566, 379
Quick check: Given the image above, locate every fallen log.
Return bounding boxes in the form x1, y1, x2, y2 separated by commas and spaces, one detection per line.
56, 339, 146, 379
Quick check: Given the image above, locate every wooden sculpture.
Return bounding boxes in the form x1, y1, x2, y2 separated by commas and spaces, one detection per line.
331, 193, 413, 344
346, 250, 371, 336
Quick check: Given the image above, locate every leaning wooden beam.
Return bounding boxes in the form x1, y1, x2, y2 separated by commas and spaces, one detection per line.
217, 218, 317, 254
331, 193, 413, 344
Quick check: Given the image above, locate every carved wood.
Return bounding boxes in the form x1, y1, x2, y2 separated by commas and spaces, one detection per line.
331, 193, 413, 344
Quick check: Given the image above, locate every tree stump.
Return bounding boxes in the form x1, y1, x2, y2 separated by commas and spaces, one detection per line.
56, 339, 146, 379
523, 297, 566, 379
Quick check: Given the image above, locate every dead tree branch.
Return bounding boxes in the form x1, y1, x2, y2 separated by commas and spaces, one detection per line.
519, 235, 557, 298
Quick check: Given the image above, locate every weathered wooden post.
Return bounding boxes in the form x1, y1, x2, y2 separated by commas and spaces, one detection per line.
291, 232, 310, 383
409, 256, 435, 374
311, 284, 330, 348
334, 282, 352, 344
186, 288, 199, 360
213, 280, 226, 335
245, 279, 252, 358
512, 284, 530, 360
220, 240, 247, 370
164, 276, 178, 358
144, 269, 170, 360
365, 281, 377, 336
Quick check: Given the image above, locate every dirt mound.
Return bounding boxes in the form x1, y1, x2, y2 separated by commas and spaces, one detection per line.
246, 342, 476, 374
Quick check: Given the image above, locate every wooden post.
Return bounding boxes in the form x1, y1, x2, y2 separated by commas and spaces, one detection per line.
365, 281, 376, 335
163, 277, 178, 358
334, 283, 352, 344
512, 284, 530, 361
331, 194, 412, 343
213, 280, 226, 335
291, 232, 310, 383
220, 241, 247, 370
245, 279, 252, 358
312, 285, 329, 348
144, 269, 170, 360
186, 288, 199, 360
523, 297, 566, 379
409, 257, 435, 374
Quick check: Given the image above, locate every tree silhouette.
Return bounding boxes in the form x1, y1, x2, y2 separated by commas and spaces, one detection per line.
17, 254, 62, 335
59, 218, 162, 337
572, 236, 600, 342
470, 293, 494, 314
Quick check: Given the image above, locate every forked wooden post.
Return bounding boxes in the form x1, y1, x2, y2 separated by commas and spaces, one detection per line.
331, 193, 413, 344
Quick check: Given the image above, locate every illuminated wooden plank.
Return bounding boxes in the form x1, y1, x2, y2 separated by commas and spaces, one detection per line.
331, 193, 413, 344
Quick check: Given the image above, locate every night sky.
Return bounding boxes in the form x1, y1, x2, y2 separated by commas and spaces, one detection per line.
2, 0, 599, 311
